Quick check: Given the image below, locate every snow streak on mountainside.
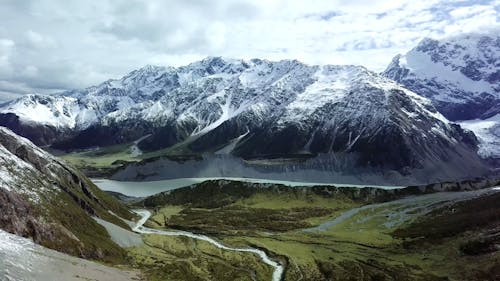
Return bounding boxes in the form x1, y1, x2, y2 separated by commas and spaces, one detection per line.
383, 30, 499, 121
0, 57, 490, 182
383, 30, 500, 161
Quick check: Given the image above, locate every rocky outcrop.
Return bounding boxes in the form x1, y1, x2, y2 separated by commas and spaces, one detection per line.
112, 152, 489, 186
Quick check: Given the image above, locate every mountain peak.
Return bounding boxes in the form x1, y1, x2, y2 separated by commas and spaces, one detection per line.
383, 31, 500, 159
200, 56, 229, 64
137, 64, 169, 73
383, 31, 499, 120
125, 64, 171, 80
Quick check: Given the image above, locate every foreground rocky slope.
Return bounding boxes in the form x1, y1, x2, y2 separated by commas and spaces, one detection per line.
383, 30, 500, 160
0, 126, 134, 262
0, 229, 139, 281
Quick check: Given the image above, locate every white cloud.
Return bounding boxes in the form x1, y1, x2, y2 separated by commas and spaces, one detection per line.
0, 0, 498, 100
25, 30, 56, 49
450, 4, 491, 18
22, 65, 38, 77
0, 80, 33, 95
0, 39, 15, 75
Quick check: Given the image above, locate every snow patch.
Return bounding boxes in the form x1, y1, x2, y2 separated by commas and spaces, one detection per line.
0, 95, 82, 128
459, 114, 500, 158
404, 50, 493, 96
191, 94, 249, 137
285, 66, 349, 118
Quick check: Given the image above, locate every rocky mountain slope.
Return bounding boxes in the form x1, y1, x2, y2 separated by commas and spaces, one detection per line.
0, 126, 134, 262
383, 31, 499, 160
0, 58, 490, 183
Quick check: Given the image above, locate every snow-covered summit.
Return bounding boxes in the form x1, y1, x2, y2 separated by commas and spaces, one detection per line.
383, 31, 499, 121
0, 94, 84, 129
0, 57, 432, 131
384, 31, 500, 161
0, 57, 464, 148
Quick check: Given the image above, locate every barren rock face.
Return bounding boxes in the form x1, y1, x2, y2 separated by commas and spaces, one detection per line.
0, 188, 38, 237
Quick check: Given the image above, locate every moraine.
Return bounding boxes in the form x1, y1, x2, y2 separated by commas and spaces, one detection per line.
92, 177, 404, 197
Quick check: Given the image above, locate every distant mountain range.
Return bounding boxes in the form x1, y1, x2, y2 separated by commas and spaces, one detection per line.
1, 31, 498, 184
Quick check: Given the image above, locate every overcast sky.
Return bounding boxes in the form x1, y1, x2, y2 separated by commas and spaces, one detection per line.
0, 0, 498, 101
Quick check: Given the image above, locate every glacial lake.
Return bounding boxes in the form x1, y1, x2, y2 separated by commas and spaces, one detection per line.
92, 177, 404, 197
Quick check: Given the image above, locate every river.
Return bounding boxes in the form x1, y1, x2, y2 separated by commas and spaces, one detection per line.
132, 209, 284, 281
304, 186, 500, 232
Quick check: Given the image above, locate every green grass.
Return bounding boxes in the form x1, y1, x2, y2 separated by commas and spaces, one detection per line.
61, 143, 139, 168
232, 192, 355, 209
144, 186, 360, 235
9, 156, 137, 266
393, 192, 500, 240
42, 191, 129, 264
147, 206, 183, 228
127, 234, 272, 281
160, 205, 335, 234
35, 168, 136, 265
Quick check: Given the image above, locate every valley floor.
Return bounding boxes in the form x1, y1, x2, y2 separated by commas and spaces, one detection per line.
114, 180, 500, 281
7, 180, 497, 281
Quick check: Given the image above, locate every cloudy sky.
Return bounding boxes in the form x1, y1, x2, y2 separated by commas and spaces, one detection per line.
0, 0, 498, 101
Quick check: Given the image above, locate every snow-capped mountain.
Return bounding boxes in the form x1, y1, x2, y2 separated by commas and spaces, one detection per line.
383, 31, 499, 121
383, 31, 500, 160
0, 57, 490, 183
0, 126, 132, 259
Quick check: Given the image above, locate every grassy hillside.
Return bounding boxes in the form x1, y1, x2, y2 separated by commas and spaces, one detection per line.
0, 127, 136, 265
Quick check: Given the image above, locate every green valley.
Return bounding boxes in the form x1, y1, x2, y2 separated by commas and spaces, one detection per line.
117, 180, 500, 281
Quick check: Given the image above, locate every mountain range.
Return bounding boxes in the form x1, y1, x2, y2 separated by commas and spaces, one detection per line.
0, 29, 500, 281
0, 31, 498, 184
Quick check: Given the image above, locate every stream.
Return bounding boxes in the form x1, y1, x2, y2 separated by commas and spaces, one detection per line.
132, 209, 284, 281
304, 186, 500, 232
